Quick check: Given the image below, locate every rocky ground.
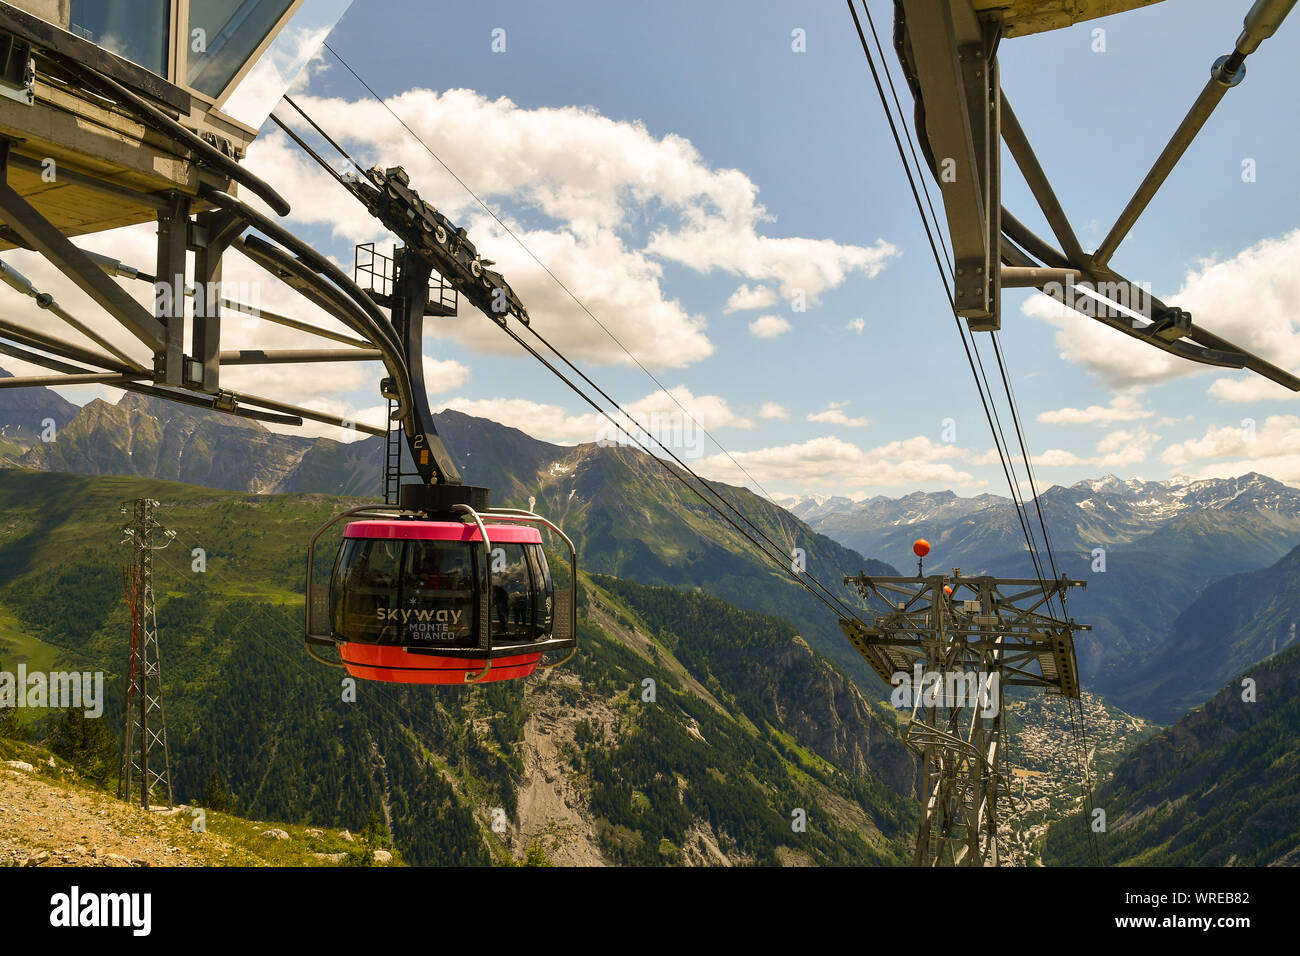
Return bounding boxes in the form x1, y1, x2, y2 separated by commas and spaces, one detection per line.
0, 759, 246, 867
0, 757, 387, 867
510, 673, 612, 867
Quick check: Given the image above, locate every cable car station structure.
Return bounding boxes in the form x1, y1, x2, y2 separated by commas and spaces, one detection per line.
884, 0, 1298, 387
0, 0, 579, 686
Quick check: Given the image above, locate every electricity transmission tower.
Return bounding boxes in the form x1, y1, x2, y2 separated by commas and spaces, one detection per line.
840, 565, 1087, 866
119, 498, 177, 810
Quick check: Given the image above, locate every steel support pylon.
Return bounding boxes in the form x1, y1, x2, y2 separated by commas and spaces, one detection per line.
119, 497, 176, 810
841, 570, 1087, 866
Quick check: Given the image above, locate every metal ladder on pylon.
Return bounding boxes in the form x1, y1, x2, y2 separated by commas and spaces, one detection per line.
384, 397, 402, 505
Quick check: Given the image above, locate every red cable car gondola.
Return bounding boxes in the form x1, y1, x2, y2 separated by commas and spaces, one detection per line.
304, 489, 577, 684
287, 166, 581, 685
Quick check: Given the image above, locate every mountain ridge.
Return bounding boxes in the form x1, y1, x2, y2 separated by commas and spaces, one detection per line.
789, 472, 1300, 718
1, 386, 897, 692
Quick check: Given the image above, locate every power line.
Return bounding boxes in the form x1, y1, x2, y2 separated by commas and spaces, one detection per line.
851, 0, 1071, 617
870, 4, 1063, 602
265, 116, 865, 629
1065, 695, 1102, 865
970, 333, 1052, 590
849, 3, 1099, 866
861, 0, 953, 270
518, 320, 839, 598
991, 333, 1068, 616
847, 0, 1051, 596
307, 21, 1063, 660
498, 321, 867, 623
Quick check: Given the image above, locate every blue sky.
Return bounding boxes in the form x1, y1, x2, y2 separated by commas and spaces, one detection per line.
10, 0, 1300, 499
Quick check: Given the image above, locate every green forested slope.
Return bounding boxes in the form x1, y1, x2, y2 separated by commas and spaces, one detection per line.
1043, 640, 1300, 867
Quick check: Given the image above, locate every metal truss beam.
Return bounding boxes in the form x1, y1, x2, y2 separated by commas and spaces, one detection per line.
218, 299, 375, 350
999, 92, 1086, 268
0, 169, 165, 351
233, 236, 381, 348
218, 349, 383, 365
192, 209, 242, 393
0, 318, 135, 373
0, 43, 461, 486
901, 0, 999, 326
891, 0, 1300, 388
1092, 0, 1299, 269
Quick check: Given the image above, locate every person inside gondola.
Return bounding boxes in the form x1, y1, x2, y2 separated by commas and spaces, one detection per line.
511, 591, 529, 627
417, 552, 445, 590
492, 583, 510, 629
442, 550, 469, 589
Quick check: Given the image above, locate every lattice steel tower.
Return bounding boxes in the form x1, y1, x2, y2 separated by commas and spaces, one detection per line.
119, 497, 176, 810
841, 558, 1087, 866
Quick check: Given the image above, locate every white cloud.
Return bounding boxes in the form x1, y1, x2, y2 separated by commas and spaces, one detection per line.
807, 401, 869, 427
973, 447, 1082, 467
435, 385, 750, 446
760, 402, 789, 420
1021, 293, 1184, 387
1162, 415, 1293, 463
1207, 374, 1298, 404
431, 216, 714, 369
248, 123, 715, 369
724, 284, 779, 313
1034, 448, 1087, 467
1021, 229, 1300, 390
1037, 393, 1151, 425
846, 318, 866, 333
748, 314, 791, 339
436, 396, 597, 443
623, 385, 754, 430
257, 88, 896, 368
422, 354, 471, 392
1093, 427, 1157, 466
1160, 415, 1300, 484
975, 427, 1157, 468
648, 223, 896, 304
695, 434, 976, 490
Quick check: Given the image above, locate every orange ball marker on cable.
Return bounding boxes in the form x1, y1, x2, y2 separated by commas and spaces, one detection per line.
913, 538, 930, 576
